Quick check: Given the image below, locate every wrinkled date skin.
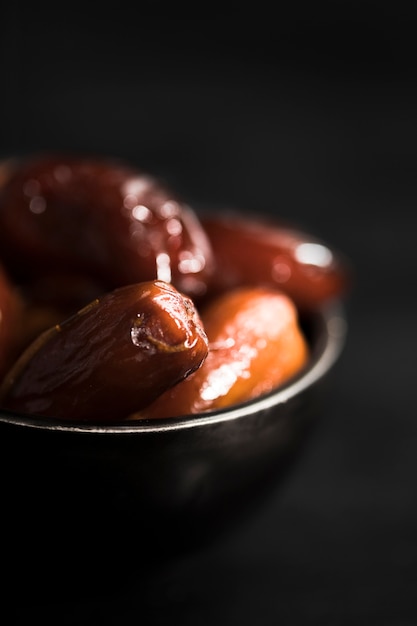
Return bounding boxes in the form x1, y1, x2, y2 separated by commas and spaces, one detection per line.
135, 286, 309, 419
201, 212, 351, 310
0, 154, 214, 301
0, 281, 209, 422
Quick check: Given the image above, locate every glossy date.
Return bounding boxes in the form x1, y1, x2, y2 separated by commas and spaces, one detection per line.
0, 281, 209, 422
0, 153, 351, 422
134, 286, 309, 418
201, 212, 351, 309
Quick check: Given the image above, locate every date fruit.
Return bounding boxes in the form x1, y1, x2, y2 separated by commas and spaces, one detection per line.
0, 154, 214, 299
134, 285, 309, 418
202, 212, 351, 309
0, 280, 209, 422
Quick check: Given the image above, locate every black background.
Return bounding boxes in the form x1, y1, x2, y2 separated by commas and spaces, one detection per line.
2, 4, 417, 624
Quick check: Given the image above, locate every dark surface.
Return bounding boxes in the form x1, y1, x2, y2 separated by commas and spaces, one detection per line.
2, 6, 417, 625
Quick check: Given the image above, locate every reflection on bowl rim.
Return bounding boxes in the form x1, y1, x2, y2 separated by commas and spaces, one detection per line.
0, 302, 347, 435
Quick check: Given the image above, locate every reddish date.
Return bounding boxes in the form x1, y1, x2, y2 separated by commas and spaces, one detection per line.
0, 154, 214, 300
201, 212, 351, 309
0, 281, 209, 422
134, 286, 309, 419
0, 154, 351, 423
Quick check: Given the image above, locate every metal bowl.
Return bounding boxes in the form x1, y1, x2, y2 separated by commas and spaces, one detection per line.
0, 302, 346, 593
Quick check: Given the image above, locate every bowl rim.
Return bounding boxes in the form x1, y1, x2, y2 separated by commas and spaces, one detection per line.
0, 301, 347, 435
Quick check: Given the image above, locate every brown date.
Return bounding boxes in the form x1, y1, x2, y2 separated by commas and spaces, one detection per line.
134, 285, 309, 419
0, 154, 214, 300
0, 280, 209, 422
201, 212, 351, 309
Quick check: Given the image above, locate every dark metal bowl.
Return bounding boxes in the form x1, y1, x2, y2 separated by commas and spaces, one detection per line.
0, 302, 346, 594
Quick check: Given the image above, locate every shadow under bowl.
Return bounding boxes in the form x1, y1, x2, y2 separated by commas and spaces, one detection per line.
0, 302, 347, 592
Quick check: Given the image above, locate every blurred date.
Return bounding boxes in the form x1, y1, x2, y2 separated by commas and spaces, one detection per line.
0, 154, 214, 300
0, 263, 23, 379
202, 212, 351, 310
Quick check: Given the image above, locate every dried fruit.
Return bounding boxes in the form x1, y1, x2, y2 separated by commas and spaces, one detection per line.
0, 281, 208, 421
135, 286, 309, 418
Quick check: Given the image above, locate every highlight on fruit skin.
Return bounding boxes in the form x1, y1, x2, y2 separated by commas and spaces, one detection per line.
0, 280, 209, 422
132, 285, 309, 420
201, 212, 351, 310
0, 154, 215, 300
0, 153, 351, 424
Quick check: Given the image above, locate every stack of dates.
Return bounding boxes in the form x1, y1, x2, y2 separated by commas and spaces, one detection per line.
0, 154, 350, 422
